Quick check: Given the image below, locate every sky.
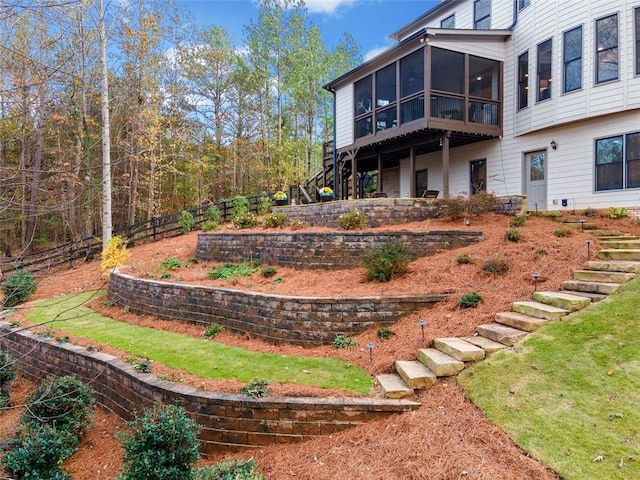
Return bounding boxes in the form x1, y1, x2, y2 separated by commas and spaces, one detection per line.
174, 0, 441, 61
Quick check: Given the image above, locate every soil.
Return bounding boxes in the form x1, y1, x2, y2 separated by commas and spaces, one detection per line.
2, 211, 638, 479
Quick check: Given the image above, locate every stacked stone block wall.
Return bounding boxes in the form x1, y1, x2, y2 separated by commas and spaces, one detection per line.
0, 323, 419, 453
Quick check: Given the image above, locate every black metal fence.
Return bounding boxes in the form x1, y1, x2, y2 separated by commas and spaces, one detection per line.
0, 195, 266, 280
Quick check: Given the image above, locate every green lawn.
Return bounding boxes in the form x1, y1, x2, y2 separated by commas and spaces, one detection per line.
25, 292, 373, 395
459, 279, 640, 480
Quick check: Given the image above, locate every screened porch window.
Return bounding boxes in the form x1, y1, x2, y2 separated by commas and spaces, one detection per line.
354, 75, 373, 138
596, 14, 618, 84
400, 49, 424, 124
375, 63, 397, 131
431, 48, 464, 121
468, 56, 499, 125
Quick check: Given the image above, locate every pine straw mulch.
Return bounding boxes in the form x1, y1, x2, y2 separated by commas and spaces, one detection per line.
2, 211, 639, 479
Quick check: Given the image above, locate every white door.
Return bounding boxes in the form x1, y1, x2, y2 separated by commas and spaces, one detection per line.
382, 167, 400, 198
525, 151, 547, 211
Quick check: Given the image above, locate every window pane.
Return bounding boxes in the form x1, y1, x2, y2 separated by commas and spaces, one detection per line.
519, 0, 530, 9
563, 26, 582, 93
354, 76, 372, 116
400, 49, 424, 98
469, 56, 499, 100
596, 14, 618, 83
441, 14, 455, 29
431, 48, 464, 94
537, 39, 552, 101
595, 136, 623, 190
627, 133, 640, 188
635, 8, 640, 75
376, 106, 397, 131
530, 153, 545, 181
401, 96, 424, 123
518, 52, 528, 109
376, 64, 396, 107
474, 0, 491, 29
355, 116, 372, 138
470, 159, 487, 194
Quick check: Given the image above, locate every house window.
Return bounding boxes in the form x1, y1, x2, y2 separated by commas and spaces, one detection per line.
563, 26, 582, 93
595, 133, 640, 191
470, 159, 487, 194
375, 64, 397, 131
596, 13, 618, 84
416, 169, 428, 198
518, 0, 530, 10
354, 75, 372, 138
400, 49, 424, 124
537, 39, 552, 101
474, 0, 491, 29
635, 7, 640, 75
518, 51, 529, 109
441, 14, 455, 29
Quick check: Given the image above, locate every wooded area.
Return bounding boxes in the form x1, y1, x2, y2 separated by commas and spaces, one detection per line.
0, 0, 361, 257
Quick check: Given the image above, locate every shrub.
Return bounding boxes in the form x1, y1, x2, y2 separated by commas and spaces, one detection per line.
232, 211, 259, 229
261, 266, 277, 278
0, 351, 17, 408
21, 375, 95, 434
205, 205, 221, 223
583, 207, 597, 218
200, 220, 221, 232
504, 227, 521, 242
179, 210, 195, 234
258, 196, 272, 214
509, 214, 527, 227
333, 334, 358, 349
194, 458, 266, 480
203, 323, 225, 339
608, 207, 628, 219
240, 379, 273, 398
467, 191, 497, 215
456, 253, 474, 265
208, 261, 260, 280
119, 404, 201, 480
101, 236, 129, 274
1, 425, 78, 480
263, 212, 288, 228
2, 269, 36, 307
363, 243, 410, 282
377, 327, 395, 340
482, 257, 509, 276
338, 210, 368, 230
534, 246, 548, 255
159, 256, 183, 270
440, 196, 468, 220
231, 196, 249, 217
290, 219, 308, 230
129, 357, 153, 373
458, 292, 483, 308
554, 227, 571, 237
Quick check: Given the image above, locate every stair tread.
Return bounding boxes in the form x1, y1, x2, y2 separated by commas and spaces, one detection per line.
395, 360, 437, 389
417, 348, 464, 377
376, 373, 414, 399
560, 290, 608, 302
461, 336, 507, 353
433, 337, 485, 361
562, 279, 621, 294
476, 323, 528, 346
584, 260, 640, 273
495, 311, 549, 332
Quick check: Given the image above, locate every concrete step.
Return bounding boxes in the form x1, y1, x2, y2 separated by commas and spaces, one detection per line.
417, 348, 464, 377
589, 229, 626, 237
376, 373, 414, 399
476, 323, 528, 346
532, 291, 591, 312
573, 269, 635, 284
563, 221, 597, 230
595, 235, 639, 241
560, 290, 608, 302
433, 337, 485, 362
598, 249, 640, 261
495, 311, 549, 332
394, 360, 437, 389
600, 239, 640, 249
461, 336, 507, 354
562, 279, 621, 295
512, 301, 570, 320
584, 260, 640, 273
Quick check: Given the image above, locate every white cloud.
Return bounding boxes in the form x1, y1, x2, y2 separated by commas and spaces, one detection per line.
304, 0, 357, 14
364, 45, 390, 61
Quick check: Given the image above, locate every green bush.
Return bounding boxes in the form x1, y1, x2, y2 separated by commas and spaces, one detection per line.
129, 357, 153, 373
504, 227, 521, 242
458, 292, 483, 308
204, 205, 221, 223
258, 196, 272, 215
179, 210, 195, 234
2, 269, 36, 307
467, 191, 497, 215
200, 220, 221, 232
363, 243, 410, 282
1, 425, 77, 480
232, 211, 259, 229
290, 219, 308, 230
0, 351, 17, 408
509, 214, 527, 227
231, 196, 249, 217
263, 212, 288, 228
333, 334, 358, 349
119, 404, 201, 480
553, 227, 571, 237
159, 256, 183, 270
208, 261, 261, 280
202, 323, 225, 339
261, 266, 277, 278
338, 210, 368, 230
21, 376, 95, 434
482, 257, 510, 276
456, 253, 474, 265
240, 379, 273, 399
583, 207, 597, 218
194, 459, 266, 480
377, 327, 395, 340
440, 196, 468, 220
608, 207, 628, 219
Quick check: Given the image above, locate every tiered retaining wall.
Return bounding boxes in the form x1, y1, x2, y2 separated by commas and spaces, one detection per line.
274, 195, 525, 228
0, 322, 419, 453
196, 230, 483, 269
108, 271, 446, 346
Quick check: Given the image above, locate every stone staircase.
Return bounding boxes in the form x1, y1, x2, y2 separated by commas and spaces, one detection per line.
377, 228, 640, 398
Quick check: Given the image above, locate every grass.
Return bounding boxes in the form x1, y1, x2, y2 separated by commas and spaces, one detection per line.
458, 278, 640, 480
25, 292, 373, 395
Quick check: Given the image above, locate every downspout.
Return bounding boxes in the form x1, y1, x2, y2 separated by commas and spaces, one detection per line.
324, 85, 338, 201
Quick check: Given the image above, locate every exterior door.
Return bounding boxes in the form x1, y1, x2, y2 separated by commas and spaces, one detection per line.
525, 150, 547, 210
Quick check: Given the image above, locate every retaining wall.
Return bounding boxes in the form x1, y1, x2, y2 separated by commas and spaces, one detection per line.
196, 230, 483, 269
108, 271, 446, 346
0, 322, 419, 453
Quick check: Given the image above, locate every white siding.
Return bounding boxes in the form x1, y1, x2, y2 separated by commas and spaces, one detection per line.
428, 37, 507, 61
335, 85, 353, 149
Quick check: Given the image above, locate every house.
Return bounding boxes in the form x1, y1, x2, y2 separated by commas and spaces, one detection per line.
323, 0, 640, 211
